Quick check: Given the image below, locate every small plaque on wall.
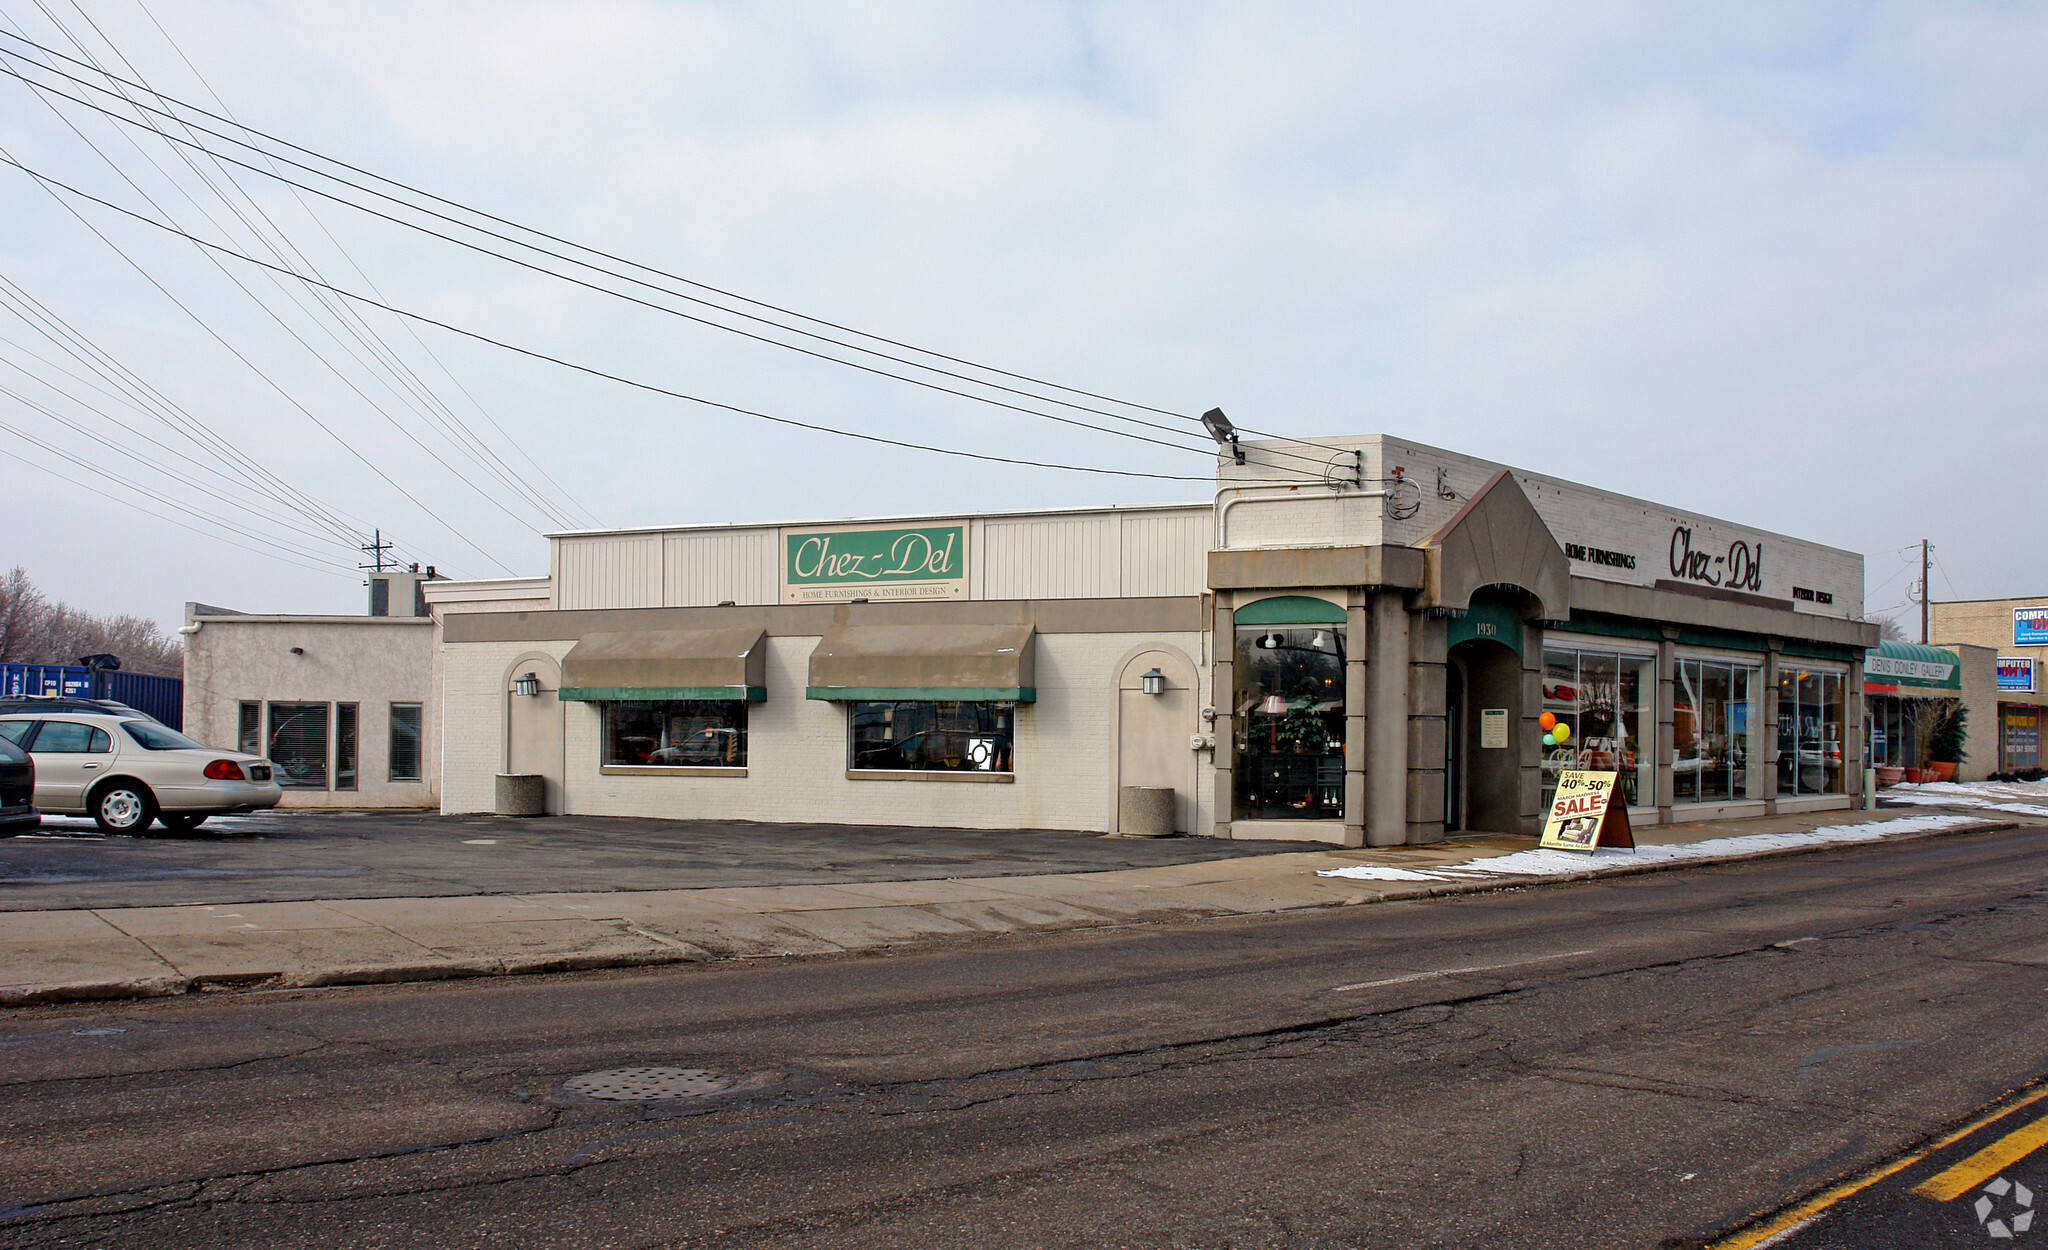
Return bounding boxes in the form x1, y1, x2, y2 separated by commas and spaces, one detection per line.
1480, 708, 1509, 749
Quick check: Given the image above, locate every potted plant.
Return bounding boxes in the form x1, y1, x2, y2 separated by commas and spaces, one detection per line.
1926, 704, 1968, 783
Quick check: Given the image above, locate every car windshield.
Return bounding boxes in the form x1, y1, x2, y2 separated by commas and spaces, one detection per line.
121, 721, 206, 751
0, 720, 31, 746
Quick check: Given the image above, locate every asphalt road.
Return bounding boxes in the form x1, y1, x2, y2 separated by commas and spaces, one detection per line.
5, 826, 2048, 1249
0, 810, 1324, 910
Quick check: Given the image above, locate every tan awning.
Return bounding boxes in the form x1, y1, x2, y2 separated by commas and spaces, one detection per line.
806, 623, 1034, 702
559, 628, 767, 701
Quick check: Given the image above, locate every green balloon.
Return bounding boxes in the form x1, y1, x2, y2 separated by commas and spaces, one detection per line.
1542, 732, 1556, 746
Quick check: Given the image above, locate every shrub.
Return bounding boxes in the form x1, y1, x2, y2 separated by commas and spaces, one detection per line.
1928, 704, 1968, 765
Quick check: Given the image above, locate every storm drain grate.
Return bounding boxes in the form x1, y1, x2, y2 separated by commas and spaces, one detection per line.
564, 1066, 734, 1101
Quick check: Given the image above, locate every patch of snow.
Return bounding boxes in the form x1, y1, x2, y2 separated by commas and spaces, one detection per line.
1317, 814, 1990, 883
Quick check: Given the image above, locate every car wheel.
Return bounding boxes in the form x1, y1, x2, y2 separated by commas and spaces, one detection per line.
92, 783, 156, 835
158, 813, 208, 833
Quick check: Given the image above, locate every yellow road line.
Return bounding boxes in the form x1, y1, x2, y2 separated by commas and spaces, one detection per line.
1711, 1083, 2048, 1249
1911, 1110, 2048, 1201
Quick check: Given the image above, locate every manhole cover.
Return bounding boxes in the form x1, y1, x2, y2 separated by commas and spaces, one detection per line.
563, 1066, 734, 1101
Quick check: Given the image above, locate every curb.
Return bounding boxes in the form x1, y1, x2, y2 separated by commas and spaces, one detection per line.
2, 813, 2032, 1008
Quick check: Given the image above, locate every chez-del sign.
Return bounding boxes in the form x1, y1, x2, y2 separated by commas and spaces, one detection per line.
781, 524, 968, 603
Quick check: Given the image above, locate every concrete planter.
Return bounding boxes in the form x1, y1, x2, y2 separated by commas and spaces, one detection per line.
495, 773, 545, 817
1118, 786, 1175, 838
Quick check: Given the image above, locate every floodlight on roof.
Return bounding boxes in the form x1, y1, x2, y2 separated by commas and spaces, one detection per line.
1201, 407, 1246, 465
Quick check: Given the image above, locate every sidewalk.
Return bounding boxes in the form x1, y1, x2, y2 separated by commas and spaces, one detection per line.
5, 803, 2042, 1007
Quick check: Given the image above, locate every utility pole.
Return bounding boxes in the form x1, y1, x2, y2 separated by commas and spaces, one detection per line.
1921, 539, 1931, 645
359, 529, 395, 573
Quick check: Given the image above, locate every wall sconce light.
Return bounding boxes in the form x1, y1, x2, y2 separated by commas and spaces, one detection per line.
1140, 668, 1166, 696
512, 672, 541, 697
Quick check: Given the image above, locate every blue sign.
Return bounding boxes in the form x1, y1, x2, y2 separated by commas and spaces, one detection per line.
2000, 657, 2037, 693
2018, 607, 2048, 647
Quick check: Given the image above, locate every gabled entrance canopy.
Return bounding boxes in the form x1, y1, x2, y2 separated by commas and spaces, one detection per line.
1419, 469, 1570, 619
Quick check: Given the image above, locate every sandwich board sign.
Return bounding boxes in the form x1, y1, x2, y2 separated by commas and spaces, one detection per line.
1539, 770, 1635, 852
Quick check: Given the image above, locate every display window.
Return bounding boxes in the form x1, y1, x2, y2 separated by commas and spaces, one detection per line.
1673, 658, 1766, 803
1777, 668, 1846, 795
849, 701, 1012, 773
603, 700, 748, 768
1541, 648, 1655, 810
1233, 625, 1346, 819
2005, 705, 2043, 771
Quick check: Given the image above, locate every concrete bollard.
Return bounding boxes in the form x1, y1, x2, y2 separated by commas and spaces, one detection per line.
1118, 785, 1175, 837
496, 773, 545, 817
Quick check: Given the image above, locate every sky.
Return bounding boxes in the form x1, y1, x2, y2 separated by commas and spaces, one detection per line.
0, 1, 2042, 632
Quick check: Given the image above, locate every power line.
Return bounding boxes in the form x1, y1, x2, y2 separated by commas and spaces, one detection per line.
4, 153, 1246, 484
0, 38, 572, 546
28, 2, 592, 531
0, 142, 522, 573
0, 407, 357, 570
0, 29, 1359, 470
0, 275, 359, 540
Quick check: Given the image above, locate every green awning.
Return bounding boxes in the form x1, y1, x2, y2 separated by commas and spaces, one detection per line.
559, 628, 768, 702
1863, 639, 1961, 693
806, 623, 1035, 702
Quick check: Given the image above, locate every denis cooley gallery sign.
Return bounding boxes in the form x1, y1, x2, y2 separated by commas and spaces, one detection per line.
781, 523, 968, 603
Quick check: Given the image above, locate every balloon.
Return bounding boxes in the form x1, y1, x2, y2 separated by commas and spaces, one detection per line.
1553, 724, 1571, 743
1538, 712, 1556, 731
1542, 732, 1556, 746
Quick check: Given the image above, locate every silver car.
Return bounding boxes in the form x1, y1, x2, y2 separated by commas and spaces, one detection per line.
0, 713, 282, 833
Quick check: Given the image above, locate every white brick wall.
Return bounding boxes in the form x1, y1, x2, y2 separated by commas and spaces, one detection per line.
441, 632, 1211, 832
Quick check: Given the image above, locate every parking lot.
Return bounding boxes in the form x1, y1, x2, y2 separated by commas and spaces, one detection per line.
0, 809, 1326, 911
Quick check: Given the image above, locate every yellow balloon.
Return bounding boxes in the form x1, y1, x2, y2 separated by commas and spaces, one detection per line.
1553, 723, 1571, 742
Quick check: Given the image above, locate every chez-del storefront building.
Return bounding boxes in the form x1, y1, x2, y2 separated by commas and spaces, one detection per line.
426, 434, 1876, 847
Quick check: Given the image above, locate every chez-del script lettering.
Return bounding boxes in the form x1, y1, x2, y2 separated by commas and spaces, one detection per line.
1669, 525, 1764, 593
791, 530, 959, 582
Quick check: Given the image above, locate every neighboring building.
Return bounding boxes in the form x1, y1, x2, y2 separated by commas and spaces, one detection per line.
429, 433, 1877, 846
1931, 597, 2048, 773
1861, 639, 1970, 779
180, 569, 438, 808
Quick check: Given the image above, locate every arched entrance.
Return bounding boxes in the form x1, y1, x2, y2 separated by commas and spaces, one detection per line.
505, 654, 564, 815
1443, 588, 1528, 835
1113, 645, 1199, 833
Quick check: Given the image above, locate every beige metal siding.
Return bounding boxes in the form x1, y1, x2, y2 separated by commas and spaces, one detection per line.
555, 534, 662, 610
663, 530, 778, 606
981, 516, 1120, 600
1120, 510, 1209, 597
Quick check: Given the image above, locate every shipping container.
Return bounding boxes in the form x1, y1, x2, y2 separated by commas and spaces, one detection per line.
0, 663, 183, 729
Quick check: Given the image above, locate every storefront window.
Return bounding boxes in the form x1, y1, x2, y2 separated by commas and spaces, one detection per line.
2004, 706, 2042, 771
1541, 648, 1654, 810
849, 701, 1012, 772
1777, 668, 1846, 795
1234, 625, 1346, 819
1672, 658, 1765, 803
604, 700, 748, 767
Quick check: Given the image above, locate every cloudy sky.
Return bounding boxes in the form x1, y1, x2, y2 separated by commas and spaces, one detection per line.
1, 1, 2041, 631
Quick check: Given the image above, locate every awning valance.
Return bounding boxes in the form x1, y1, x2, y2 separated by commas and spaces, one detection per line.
806, 623, 1035, 702
1863, 639, 1962, 695
559, 628, 768, 701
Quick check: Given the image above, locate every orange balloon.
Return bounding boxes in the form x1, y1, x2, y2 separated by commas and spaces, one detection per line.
1538, 712, 1557, 731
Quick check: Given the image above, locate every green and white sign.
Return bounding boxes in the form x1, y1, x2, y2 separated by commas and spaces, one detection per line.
782, 524, 968, 603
